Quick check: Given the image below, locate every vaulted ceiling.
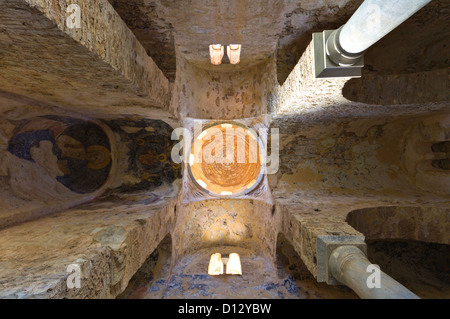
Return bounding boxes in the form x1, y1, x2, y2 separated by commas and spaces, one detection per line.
108, 0, 448, 84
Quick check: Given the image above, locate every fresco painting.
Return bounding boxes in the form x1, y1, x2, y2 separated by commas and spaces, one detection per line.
104, 118, 181, 195
7, 116, 111, 194
6, 116, 179, 198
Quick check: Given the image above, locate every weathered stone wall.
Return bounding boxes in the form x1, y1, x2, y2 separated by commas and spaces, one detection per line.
347, 206, 450, 245
173, 54, 278, 120
275, 40, 449, 122
343, 68, 449, 105
272, 113, 450, 207
108, 0, 366, 83
0, 196, 176, 298
0, 0, 173, 121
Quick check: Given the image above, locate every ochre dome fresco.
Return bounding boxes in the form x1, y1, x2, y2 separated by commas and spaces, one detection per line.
188, 122, 264, 196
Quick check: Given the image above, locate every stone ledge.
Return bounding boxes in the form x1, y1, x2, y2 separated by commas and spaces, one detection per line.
0, 0, 171, 118
0, 197, 176, 298
281, 208, 364, 281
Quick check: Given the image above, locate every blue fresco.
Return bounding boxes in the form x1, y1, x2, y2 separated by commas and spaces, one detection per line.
7, 116, 111, 194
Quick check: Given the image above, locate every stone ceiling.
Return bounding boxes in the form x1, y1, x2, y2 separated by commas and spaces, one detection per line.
108, 0, 364, 82
108, 0, 449, 84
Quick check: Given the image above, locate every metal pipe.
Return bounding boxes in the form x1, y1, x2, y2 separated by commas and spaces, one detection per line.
340, 0, 431, 54
328, 245, 420, 299
326, 0, 431, 65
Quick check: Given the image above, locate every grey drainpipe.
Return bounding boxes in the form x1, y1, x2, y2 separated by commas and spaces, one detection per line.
314, 0, 432, 78
329, 246, 420, 299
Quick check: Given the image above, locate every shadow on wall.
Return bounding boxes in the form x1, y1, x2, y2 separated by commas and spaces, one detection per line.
401, 114, 450, 196
117, 233, 173, 299
346, 206, 450, 245
365, 239, 450, 299
342, 68, 449, 105
342, 0, 449, 105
